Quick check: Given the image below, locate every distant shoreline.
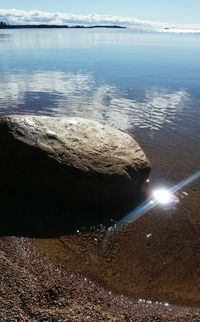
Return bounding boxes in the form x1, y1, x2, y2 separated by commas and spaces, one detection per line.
0, 24, 126, 29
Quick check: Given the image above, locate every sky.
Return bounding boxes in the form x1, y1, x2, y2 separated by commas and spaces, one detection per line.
0, 0, 200, 24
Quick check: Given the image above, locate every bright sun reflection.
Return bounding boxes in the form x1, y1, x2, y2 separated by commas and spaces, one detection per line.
115, 171, 200, 230
152, 188, 173, 205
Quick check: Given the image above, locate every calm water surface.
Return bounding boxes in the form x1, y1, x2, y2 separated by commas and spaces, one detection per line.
0, 29, 199, 183
0, 29, 200, 303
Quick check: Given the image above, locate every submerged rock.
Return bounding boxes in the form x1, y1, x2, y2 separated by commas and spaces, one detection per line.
0, 115, 150, 217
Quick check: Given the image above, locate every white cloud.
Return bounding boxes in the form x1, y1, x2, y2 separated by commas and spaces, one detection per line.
0, 71, 189, 132
0, 8, 200, 32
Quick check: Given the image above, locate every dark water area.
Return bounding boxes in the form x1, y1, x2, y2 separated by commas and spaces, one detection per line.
0, 29, 200, 305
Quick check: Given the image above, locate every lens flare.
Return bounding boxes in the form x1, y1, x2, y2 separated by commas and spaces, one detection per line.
152, 188, 173, 205
116, 170, 200, 229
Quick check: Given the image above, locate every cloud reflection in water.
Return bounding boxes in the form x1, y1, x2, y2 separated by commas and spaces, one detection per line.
0, 71, 189, 132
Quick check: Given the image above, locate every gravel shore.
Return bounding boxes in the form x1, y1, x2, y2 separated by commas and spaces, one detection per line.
0, 236, 199, 321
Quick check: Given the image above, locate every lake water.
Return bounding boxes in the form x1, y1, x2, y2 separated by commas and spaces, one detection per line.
0, 28, 199, 188
0, 28, 200, 304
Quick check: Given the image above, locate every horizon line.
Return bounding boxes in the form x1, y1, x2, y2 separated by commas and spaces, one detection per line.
1, 8, 200, 33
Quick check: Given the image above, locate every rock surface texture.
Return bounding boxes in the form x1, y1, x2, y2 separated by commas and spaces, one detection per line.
0, 115, 150, 214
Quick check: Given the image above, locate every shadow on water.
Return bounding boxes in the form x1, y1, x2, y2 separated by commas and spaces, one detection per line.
0, 189, 147, 238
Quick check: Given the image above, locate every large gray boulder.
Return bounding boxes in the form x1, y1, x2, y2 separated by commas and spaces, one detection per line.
0, 115, 150, 215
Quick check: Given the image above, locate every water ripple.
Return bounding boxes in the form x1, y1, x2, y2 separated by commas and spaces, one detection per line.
0, 71, 190, 132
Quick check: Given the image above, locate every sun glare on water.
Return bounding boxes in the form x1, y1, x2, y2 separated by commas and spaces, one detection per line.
152, 188, 174, 205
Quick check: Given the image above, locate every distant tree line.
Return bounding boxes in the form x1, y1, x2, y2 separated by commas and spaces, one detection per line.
0, 21, 7, 28
0, 22, 126, 29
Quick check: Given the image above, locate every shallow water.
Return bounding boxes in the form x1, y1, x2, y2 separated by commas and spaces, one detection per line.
0, 28, 200, 304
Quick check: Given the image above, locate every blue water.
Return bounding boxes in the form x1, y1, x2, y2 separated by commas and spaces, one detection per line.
0, 28, 200, 183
